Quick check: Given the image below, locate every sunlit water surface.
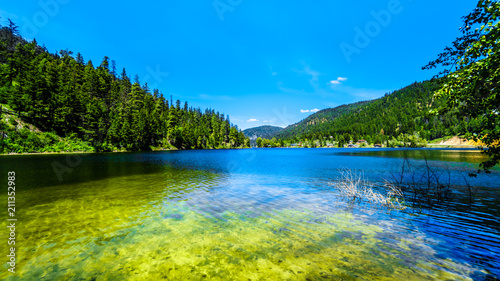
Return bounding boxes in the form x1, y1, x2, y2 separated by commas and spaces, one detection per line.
0, 148, 499, 280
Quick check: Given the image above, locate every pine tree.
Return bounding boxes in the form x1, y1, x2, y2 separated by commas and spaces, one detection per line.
0, 21, 250, 153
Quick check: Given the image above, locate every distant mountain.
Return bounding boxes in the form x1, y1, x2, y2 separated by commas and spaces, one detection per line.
275, 80, 474, 143
275, 100, 372, 139
243, 125, 283, 144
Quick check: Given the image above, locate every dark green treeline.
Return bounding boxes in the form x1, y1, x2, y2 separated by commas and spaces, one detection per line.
275, 80, 482, 145
0, 20, 249, 153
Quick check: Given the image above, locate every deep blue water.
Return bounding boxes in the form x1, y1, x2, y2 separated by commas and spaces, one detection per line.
0, 148, 499, 280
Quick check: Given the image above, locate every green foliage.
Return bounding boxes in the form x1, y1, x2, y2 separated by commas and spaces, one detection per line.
0, 22, 249, 154
275, 101, 371, 140
424, 0, 500, 171
0, 124, 94, 154
255, 136, 284, 148
275, 80, 471, 147
256, 137, 263, 148
243, 125, 283, 139
243, 125, 283, 146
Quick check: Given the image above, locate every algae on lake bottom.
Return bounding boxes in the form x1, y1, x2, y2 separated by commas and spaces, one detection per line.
0, 167, 481, 280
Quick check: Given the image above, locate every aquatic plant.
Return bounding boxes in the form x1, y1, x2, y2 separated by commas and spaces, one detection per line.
388, 150, 482, 207
0, 153, 486, 280
335, 169, 406, 210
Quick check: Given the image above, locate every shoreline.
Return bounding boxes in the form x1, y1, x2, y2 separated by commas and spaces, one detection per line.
0, 148, 176, 156
0, 144, 484, 156
0, 147, 259, 156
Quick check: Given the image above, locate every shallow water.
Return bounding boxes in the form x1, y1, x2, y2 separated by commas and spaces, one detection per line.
0, 148, 499, 280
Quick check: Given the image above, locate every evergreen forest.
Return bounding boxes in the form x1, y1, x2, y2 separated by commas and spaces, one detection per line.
0, 20, 249, 154
267, 80, 482, 148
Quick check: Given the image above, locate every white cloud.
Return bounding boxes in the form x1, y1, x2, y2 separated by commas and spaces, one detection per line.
301, 109, 320, 113
292, 64, 323, 86
329, 77, 348, 85
303, 66, 322, 82
277, 64, 391, 104
247, 119, 259, 122
279, 65, 332, 98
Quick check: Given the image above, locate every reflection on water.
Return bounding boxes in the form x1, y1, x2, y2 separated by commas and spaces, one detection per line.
0, 148, 498, 280
342, 148, 492, 165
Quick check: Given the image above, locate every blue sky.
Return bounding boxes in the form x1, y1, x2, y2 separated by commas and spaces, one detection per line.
1, 0, 477, 130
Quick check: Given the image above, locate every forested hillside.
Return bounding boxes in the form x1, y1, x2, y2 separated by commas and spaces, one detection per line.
0, 20, 249, 153
275, 80, 480, 145
243, 125, 283, 143
275, 100, 372, 139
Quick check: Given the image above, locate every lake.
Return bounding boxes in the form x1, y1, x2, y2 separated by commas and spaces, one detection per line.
0, 148, 499, 280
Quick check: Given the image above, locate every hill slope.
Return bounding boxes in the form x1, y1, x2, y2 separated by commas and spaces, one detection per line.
276, 100, 372, 139
0, 22, 249, 153
243, 125, 283, 145
275, 80, 478, 144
